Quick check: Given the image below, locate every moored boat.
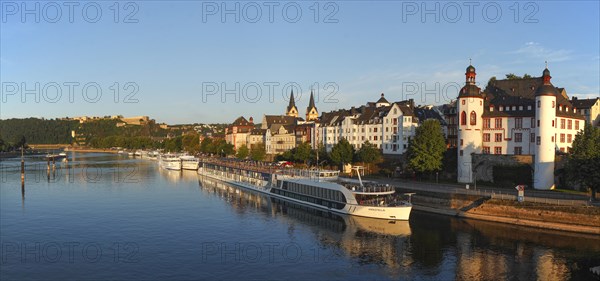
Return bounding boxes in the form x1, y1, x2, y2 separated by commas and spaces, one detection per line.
197, 160, 412, 220
180, 155, 200, 170
159, 154, 182, 170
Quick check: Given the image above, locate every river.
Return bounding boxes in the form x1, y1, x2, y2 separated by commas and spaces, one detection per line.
1, 153, 598, 280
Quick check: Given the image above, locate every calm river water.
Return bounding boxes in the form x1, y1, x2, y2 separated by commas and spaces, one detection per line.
1, 153, 599, 280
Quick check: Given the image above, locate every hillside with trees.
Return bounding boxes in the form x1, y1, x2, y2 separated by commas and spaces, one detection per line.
0, 118, 78, 145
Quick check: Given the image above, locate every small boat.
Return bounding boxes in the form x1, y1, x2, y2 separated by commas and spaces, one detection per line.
180, 155, 200, 170
46, 152, 67, 161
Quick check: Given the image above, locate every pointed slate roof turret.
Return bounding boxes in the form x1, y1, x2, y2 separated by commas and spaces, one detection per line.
287, 89, 297, 112
458, 64, 482, 98
535, 66, 559, 97
306, 91, 317, 111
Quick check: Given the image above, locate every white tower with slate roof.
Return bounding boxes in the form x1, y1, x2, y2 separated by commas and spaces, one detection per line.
534, 67, 557, 190
457, 64, 484, 183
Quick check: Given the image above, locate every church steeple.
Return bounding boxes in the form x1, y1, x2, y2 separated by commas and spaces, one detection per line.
306, 90, 318, 121
286, 89, 298, 117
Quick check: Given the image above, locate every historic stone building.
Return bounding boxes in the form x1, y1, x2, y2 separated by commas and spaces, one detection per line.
456, 65, 585, 190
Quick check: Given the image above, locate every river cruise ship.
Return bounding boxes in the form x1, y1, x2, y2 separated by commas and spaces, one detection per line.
197, 159, 412, 220
180, 155, 200, 170
159, 154, 182, 171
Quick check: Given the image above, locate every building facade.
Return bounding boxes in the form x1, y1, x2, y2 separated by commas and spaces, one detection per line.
456, 65, 585, 190
571, 97, 600, 127
319, 94, 420, 155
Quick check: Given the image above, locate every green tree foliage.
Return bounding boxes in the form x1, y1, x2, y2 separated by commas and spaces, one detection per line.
566, 124, 600, 200
236, 145, 249, 159
250, 143, 267, 161
407, 119, 446, 175
330, 138, 354, 168
505, 73, 532, 80
310, 144, 329, 166
294, 142, 312, 164
163, 136, 183, 152
0, 118, 77, 144
355, 141, 381, 164
182, 133, 200, 153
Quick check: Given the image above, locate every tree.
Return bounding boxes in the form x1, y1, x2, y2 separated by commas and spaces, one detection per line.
355, 141, 382, 173
182, 133, 200, 153
566, 124, 600, 201
236, 145, 249, 159
250, 143, 267, 161
522, 73, 532, 79
310, 144, 329, 167
330, 138, 354, 169
487, 76, 497, 87
505, 73, 521, 80
294, 142, 312, 164
407, 119, 446, 176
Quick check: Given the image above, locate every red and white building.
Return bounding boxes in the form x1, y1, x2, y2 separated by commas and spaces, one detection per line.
457, 65, 585, 190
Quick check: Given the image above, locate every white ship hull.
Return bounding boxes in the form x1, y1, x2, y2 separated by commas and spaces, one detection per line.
198, 168, 411, 221
160, 155, 182, 171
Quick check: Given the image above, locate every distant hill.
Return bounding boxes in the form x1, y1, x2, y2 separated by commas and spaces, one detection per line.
0, 118, 78, 145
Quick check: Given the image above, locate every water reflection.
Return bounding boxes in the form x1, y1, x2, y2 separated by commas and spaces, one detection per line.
196, 175, 600, 280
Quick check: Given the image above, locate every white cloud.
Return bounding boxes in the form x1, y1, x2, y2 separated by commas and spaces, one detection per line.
511, 42, 573, 62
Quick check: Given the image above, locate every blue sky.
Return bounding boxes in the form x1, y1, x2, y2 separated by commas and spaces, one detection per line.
1, 1, 599, 124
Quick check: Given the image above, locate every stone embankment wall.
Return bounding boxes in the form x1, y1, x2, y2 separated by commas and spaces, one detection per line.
400, 188, 600, 234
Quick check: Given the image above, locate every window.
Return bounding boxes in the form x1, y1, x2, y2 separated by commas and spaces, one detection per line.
494, 147, 502, 154
460, 150, 463, 156
528, 105, 532, 110
470, 111, 477, 125
552, 101, 555, 108
567, 134, 572, 143
560, 119, 565, 129
374, 128, 378, 133
495, 133, 502, 142
483, 133, 490, 142
560, 133, 565, 143
495, 118, 502, 128
515, 118, 523, 129
515, 133, 522, 143
575, 120, 580, 130
537, 101, 541, 108
483, 119, 491, 129
460, 139, 464, 146
551, 136, 554, 142
538, 120, 540, 127
552, 120, 555, 127
490, 106, 494, 112
460, 111, 467, 125
567, 120, 572, 130
530, 133, 535, 143
374, 136, 378, 141
536, 136, 541, 145
531, 118, 535, 128
462, 100, 465, 105
483, 147, 490, 154
514, 147, 522, 155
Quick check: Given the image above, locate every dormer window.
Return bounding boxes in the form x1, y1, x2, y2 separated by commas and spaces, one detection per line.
499, 107, 503, 111
559, 105, 562, 111
566, 107, 569, 112
512, 106, 516, 111
490, 106, 494, 112
519, 106, 523, 110
528, 105, 532, 110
